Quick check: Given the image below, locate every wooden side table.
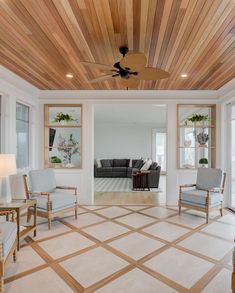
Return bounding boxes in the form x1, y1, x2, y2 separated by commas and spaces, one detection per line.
0, 199, 37, 250
132, 171, 150, 191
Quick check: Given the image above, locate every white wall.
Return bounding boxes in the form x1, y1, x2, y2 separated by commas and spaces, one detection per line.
94, 122, 164, 159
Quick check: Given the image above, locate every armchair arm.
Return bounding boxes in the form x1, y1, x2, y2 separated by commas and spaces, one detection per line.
180, 184, 196, 189
207, 187, 223, 193
56, 186, 77, 195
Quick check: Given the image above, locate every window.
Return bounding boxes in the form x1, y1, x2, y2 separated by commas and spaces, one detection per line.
155, 132, 166, 172
16, 102, 30, 168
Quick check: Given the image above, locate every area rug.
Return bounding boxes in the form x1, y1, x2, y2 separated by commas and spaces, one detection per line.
94, 177, 161, 192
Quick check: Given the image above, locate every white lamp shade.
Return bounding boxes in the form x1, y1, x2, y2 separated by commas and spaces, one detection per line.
0, 154, 17, 177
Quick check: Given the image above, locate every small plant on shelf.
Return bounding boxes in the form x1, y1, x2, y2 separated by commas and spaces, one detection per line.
50, 156, 62, 164
199, 158, 208, 167
185, 114, 209, 125
54, 112, 74, 123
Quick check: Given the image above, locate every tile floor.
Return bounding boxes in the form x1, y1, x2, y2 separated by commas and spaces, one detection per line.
4, 205, 235, 293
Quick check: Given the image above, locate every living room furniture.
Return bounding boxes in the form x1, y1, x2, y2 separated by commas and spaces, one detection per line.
179, 168, 226, 223
44, 104, 82, 169
23, 169, 78, 229
132, 171, 150, 191
177, 104, 216, 169
0, 210, 17, 292
94, 159, 161, 188
0, 199, 37, 250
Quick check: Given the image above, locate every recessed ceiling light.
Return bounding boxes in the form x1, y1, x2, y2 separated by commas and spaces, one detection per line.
181, 74, 188, 78
66, 73, 73, 78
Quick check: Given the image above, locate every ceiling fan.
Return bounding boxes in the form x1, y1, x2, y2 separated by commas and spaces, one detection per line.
81, 46, 170, 88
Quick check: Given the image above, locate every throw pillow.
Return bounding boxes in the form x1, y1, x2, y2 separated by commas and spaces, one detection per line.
96, 159, 102, 168
129, 159, 132, 167
101, 159, 113, 167
150, 162, 158, 170
141, 159, 152, 171
134, 159, 144, 169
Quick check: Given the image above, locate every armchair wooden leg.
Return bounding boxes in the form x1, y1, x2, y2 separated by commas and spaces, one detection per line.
75, 204, 78, 220
48, 218, 51, 230
206, 210, 209, 224
220, 202, 223, 216
13, 249, 17, 262
178, 200, 181, 215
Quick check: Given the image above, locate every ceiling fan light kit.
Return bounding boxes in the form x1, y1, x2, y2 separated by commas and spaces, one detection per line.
81, 46, 170, 88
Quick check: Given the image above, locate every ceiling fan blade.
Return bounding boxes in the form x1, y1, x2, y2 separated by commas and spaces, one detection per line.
89, 74, 116, 83
120, 53, 147, 71
138, 67, 170, 80
81, 61, 113, 71
121, 76, 140, 88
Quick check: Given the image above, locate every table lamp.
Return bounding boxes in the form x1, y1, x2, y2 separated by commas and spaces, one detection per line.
0, 154, 16, 204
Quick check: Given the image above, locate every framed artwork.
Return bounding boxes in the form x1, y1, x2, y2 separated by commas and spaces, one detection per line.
44, 104, 82, 169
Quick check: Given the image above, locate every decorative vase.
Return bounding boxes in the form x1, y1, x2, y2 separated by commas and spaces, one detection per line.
196, 132, 209, 145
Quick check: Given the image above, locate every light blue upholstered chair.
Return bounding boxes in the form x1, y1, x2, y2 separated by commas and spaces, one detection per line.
0, 210, 17, 292
23, 169, 78, 229
179, 168, 226, 223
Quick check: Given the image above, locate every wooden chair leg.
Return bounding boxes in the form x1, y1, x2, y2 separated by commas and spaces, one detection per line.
206, 209, 209, 224
178, 200, 181, 215
13, 249, 17, 262
75, 204, 78, 220
48, 218, 51, 230
220, 202, 223, 216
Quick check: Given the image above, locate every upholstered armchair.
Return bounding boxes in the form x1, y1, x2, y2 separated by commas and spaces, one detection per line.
23, 169, 78, 229
0, 210, 17, 292
179, 168, 226, 223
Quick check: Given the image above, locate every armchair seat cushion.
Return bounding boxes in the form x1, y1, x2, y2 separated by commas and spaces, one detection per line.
33, 192, 77, 212
1, 222, 17, 260
181, 189, 223, 207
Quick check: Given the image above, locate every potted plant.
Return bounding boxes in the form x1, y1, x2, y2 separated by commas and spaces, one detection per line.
185, 114, 209, 125
199, 158, 208, 168
50, 156, 62, 168
54, 112, 74, 124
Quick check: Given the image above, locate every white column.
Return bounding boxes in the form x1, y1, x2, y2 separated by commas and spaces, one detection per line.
166, 102, 178, 206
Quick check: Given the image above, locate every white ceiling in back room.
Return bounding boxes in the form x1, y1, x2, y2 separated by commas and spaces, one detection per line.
94, 104, 167, 128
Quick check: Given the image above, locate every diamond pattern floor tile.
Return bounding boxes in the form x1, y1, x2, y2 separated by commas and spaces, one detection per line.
108, 232, 165, 260
60, 247, 129, 288
140, 206, 177, 219
82, 221, 130, 241
144, 247, 214, 289
115, 213, 157, 228
95, 268, 177, 293
95, 206, 131, 218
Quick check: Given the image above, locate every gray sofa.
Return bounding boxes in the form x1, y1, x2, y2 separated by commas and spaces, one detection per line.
94, 159, 161, 188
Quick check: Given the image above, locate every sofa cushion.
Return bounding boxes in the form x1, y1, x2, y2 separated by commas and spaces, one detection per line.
32, 192, 77, 212
1, 221, 17, 260
134, 159, 144, 169
101, 159, 113, 167
29, 169, 56, 193
150, 162, 158, 170
196, 168, 222, 191
113, 167, 127, 172
181, 188, 223, 207
97, 167, 113, 172
113, 159, 129, 167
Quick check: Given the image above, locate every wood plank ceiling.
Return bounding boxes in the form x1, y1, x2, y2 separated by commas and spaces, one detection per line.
0, 0, 234, 90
